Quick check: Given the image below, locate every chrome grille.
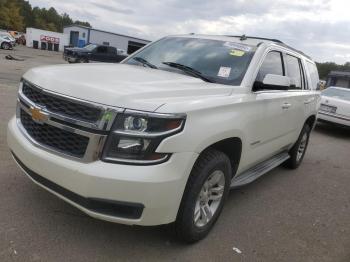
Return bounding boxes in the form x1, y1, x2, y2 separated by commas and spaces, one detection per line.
20, 109, 89, 158
22, 81, 102, 123
17, 80, 121, 162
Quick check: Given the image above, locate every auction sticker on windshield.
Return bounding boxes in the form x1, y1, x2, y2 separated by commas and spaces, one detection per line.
218, 67, 231, 78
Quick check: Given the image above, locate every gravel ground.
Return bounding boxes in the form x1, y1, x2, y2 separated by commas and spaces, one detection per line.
0, 46, 349, 262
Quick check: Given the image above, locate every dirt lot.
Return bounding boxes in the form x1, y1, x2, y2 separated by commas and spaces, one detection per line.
0, 46, 349, 262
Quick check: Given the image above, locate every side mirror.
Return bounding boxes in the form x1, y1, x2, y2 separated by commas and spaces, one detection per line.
254, 74, 291, 91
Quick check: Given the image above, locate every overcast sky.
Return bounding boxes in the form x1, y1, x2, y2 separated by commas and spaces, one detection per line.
29, 0, 350, 64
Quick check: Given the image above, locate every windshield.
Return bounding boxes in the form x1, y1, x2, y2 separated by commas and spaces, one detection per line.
0, 35, 11, 41
83, 44, 97, 51
322, 87, 350, 101
124, 37, 255, 85
1, 34, 14, 40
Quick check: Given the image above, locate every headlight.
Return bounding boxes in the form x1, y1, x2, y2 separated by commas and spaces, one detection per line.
124, 116, 148, 132
101, 110, 186, 165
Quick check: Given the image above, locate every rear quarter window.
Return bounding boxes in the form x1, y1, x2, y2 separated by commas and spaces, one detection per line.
306, 61, 320, 90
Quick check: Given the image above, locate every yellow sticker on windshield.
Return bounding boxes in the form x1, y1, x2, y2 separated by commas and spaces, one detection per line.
230, 49, 245, 57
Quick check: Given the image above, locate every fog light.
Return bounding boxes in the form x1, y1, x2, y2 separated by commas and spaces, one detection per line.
118, 137, 150, 153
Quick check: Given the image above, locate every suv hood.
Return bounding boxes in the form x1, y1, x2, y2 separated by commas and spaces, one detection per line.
23, 63, 233, 112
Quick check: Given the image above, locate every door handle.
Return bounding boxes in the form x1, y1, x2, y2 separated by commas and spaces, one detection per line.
282, 102, 291, 109
304, 98, 315, 104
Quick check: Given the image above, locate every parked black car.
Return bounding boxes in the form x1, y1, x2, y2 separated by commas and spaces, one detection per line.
63, 44, 128, 63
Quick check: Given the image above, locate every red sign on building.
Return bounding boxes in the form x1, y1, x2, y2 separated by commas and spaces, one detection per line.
40, 35, 60, 44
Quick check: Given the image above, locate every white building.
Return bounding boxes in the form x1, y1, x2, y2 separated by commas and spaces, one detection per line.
26, 27, 69, 51
63, 25, 151, 54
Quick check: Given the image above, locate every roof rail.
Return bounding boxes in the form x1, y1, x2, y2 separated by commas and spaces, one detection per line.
276, 42, 312, 60
226, 34, 312, 60
226, 35, 283, 43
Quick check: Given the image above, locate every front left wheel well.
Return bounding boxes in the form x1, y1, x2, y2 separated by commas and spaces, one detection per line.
203, 137, 242, 176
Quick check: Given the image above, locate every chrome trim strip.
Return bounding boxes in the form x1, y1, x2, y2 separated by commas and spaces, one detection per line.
20, 79, 123, 131
102, 154, 170, 165
124, 109, 186, 119
18, 101, 104, 137
113, 124, 184, 138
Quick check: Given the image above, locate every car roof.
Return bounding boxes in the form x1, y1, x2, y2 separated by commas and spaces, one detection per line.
170, 34, 312, 61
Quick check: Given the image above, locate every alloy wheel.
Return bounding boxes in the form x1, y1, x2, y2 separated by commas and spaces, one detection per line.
296, 132, 308, 161
194, 170, 225, 227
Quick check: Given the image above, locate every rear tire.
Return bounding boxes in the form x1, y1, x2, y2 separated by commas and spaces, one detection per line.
175, 149, 232, 243
284, 124, 311, 169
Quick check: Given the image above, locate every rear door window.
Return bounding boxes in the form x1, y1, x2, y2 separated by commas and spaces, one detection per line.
97, 46, 108, 53
286, 55, 303, 89
107, 47, 115, 53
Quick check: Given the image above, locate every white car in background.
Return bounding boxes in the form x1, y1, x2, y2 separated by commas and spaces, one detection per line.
0, 31, 16, 43
0, 34, 13, 50
318, 86, 350, 127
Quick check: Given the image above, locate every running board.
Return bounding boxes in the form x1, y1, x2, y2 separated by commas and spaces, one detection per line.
230, 152, 290, 188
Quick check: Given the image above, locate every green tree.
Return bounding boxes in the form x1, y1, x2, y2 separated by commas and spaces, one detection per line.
0, 0, 91, 33
18, 0, 34, 28
0, 0, 11, 30
74, 20, 91, 28
316, 61, 350, 80
61, 13, 73, 28
5, 0, 24, 31
46, 22, 57, 32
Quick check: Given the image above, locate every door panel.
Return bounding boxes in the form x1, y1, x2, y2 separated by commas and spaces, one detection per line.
246, 92, 296, 166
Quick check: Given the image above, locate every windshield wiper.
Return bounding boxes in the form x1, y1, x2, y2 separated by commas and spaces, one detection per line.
132, 57, 158, 69
162, 62, 213, 83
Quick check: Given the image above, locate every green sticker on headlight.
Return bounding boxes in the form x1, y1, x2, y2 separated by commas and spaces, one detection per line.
103, 112, 113, 121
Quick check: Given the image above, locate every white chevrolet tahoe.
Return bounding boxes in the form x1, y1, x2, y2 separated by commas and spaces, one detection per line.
7, 35, 320, 242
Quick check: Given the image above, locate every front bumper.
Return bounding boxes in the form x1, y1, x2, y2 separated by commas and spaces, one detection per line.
318, 111, 350, 127
7, 117, 198, 225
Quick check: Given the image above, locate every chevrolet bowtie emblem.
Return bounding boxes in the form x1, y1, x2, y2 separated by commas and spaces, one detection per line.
30, 106, 48, 123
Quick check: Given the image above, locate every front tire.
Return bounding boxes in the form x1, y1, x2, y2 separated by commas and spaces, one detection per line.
79, 57, 89, 63
2, 42, 11, 50
175, 149, 232, 243
284, 124, 311, 169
